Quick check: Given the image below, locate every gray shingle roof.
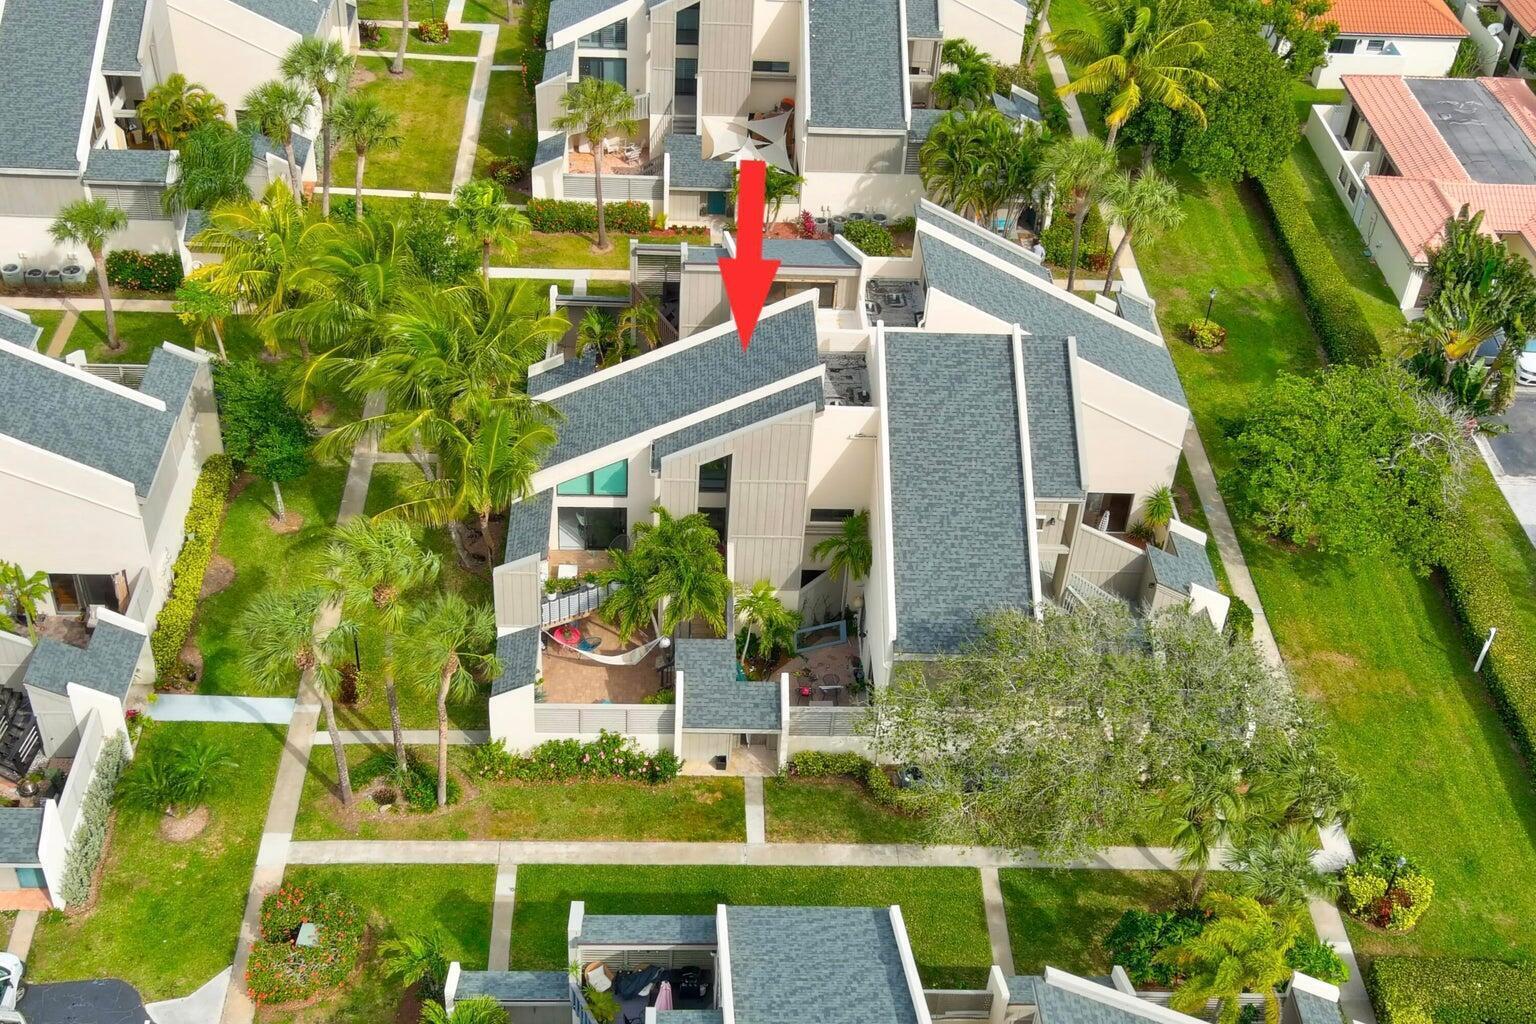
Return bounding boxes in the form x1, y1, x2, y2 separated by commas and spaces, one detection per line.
542, 41, 577, 82
1022, 338, 1083, 500
806, 0, 906, 131
529, 348, 598, 395
543, 299, 820, 468
665, 135, 735, 191
549, 0, 629, 38
686, 240, 860, 270
84, 148, 172, 184
678, 639, 780, 731
1005, 976, 1040, 1005
535, 132, 567, 167
0, 307, 42, 349
0, 809, 44, 865
918, 233, 1187, 406
227, 0, 330, 35
0, 0, 105, 172
907, 107, 948, 143
505, 489, 554, 563
884, 332, 1034, 655
993, 88, 1043, 124
579, 913, 717, 946
102, 0, 147, 73
455, 971, 569, 1003
1291, 985, 1344, 1024
491, 627, 541, 696
657, 1013, 724, 1024
1145, 533, 1216, 597
651, 379, 824, 472
252, 130, 313, 171
905, 0, 940, 37
24, 618, 146, 699
917, 200, 1052, 282
725, 906, 920, 1024
184, 208, 211, 243
1033, 978, 1166, 1024
1113, 291, 1159, 335
0, 345, 197, 497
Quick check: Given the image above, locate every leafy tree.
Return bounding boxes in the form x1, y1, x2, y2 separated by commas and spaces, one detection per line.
400, 593, 499, 806
1101, 169, 1183, 295
316, 517, 441, 766
1231, 363, 1474, 570
922, 110, 1047, 229
332, 93, 402, 219
241, 588, 358, 804
173, 278, 235, 359
0, 562, 49, 644
398, 195, 482, 283
736, 579, 800, 669
162, 122, 254, 216
934, 39, 999, 110
449, 178, 532, 280
729, 165, 805, 225
551, 78, 639, 251
1051, 0, 1216, 145
1234, 0, 1337, 79
138, 73, 227, 148
1161, 894, 1302, 1024
243, 79, 315, 202
380, 929, 450, 999
212, 360, 314, 522
117, 739, 237, 817
1035, 137, 1118, 291
281, 36, 355, 217
50, 199, 127, 352
420, 997, 508, 1024
811, 509, 872, 614
1228, 827, 1340, 909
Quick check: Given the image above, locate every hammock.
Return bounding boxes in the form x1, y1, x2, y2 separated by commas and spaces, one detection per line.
546, 631, 665, 667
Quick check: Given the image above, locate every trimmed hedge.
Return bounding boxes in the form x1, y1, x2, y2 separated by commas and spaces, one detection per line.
58, 733, 127, 906
1368, 958, 1536, 1024
525, 198, 653, 235
842, 220, 894, 256
782, 751, 917, 812
104, 249, 182, 293
1254, 161, 1379, 366
149, 454, 232, 682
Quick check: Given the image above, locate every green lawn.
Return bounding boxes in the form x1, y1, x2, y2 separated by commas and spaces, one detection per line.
270, 865, 494, 1024
764, 779, 929, 844
510, 865, 994, 988
460, 0, 530, 64
474, 70, 535, 186
295, 745, 746, 841
17, 308, 65, 352
1000, 869, 1194, 975
60, 311, 267, 364
332, 56, 475, 193
28, 722, 283, 1000
504, 232, 708, 270
369, 24, 484, 57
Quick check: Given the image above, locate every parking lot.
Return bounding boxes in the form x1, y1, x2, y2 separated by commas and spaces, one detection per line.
1487, 390, 1536, 546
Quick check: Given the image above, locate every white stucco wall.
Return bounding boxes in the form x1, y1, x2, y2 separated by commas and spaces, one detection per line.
0, 215, 178, 272
1311, 35, 1463, 87
1072, 356, 1187, 518
798, 170, 923, 219
805, 406, 878, 514
1357, 191, 1425, 308
937, 0, 1029, 63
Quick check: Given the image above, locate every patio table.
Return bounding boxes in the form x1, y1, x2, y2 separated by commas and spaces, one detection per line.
553, 624, 583, 645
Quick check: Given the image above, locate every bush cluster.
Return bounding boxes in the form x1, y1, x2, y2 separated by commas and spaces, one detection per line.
464, 731, 681, 784
1254, 162, 1379, 365
1369, 957, 1536, 1024
105, 250, 183, 293
487, 157, 525, 198
149, 455, 232, 682
1104, 907, 1208, 986
1286, 937, 1350, 986
416, 18, 450, 43
246, 886, 364, 1006
525, 199, 653, 235
1224, 594, 1254, 642
782, 751, 916, 812
357, 19, 382, 46
1340, 843, 1435, 932
1185, 319, 1226, 351
1041, 204, 1109, 272
58, 733, 127, 906
841, 220, 894, 256
356, 750, 459, 811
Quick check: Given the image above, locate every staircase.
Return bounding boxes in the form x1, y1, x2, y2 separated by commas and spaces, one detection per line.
0, 689, 42, 782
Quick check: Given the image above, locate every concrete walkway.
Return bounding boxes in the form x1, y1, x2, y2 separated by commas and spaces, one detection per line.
452, 21, 499, 189
360, 187, 454, 200
2, 296, 175, 312
313, 728, 489, 746
146, 969, 230, 1024
489, 266, 631, 282
43, 309, 78, 357
980, 867, 1015, 974
489, 861, 517, 971
150, 695, 296, 725
7, 910, 37, 960
744, 776, 766, 844
358, 48, 479, 63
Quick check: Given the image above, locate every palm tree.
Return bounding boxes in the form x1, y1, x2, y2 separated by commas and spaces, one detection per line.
735, 579, 798, 670
1228, 827, 1340, 910
333, 94, 402, 218
551, 78, 639, 252
240, 588, 358, 805
1160, 753, 1248, 904
281, 36, 356, 217
933, 45, 998, 110
161, 122, 254, 216
1035, 136, 1117, 291
380, 929, 450, 999
449, 178, 532, 280
1051, 0, 1217, 146
173, 278, 234, 359
0, 562, 49, 644
1025, 0, 1054, 69
576, 309, 636, 368
1100, 168, 1183, 295
393, 0, 411, 76
619, 297, 662, 352
138, 73, 227, 148
811, 510, 872, 615
921, 110, 1044, 228
729, 165, 805, 226
117, 739, 238, 818
49, 199, 127, 352
400, 593, 499, 807
1413, 281, 1506, 384
631, 505, 731, 636
316, 517, 441, 767
420, 997, 508, 1024
592, 548, 658, 643
243, 79, 315, 202
1160, 894, 1302, 1024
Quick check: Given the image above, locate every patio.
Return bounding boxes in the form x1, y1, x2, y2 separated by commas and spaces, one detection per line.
782, 638, 866, 708
567, 141, 657, 176
540, 615, 668, 704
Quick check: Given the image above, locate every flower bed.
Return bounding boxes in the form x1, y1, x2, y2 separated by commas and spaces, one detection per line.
245, 886, 364, 1007
1340, 843, 1435, 933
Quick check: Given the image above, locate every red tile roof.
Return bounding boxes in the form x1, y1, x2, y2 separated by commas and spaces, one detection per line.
1343, 75, 1469, 180
1326, 0, 1468, 37
1501, 0, 1536, 33
1368, 177, 1536, 259
1480, 75, 1536, 146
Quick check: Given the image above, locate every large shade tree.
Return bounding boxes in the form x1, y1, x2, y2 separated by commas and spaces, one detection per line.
551, 78, 639, 252
49, 199, 127, 352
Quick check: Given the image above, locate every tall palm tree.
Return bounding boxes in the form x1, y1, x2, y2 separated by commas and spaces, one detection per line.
1160, 753, 1248, 904
921, 110, 1044, 228
551, 78, 639, 252
1227, 827, 1340, 910
576, 309, 636, 368
49, 199, 127, 352
1051, 0, 1217, 146
735, 579, 798, 669
1160, 894, 1302, 1024
420, 997, 508, 1024
161, 122, 254, 216
243, 79, 315, 202
173, 278, 234, 359
1100, 168, 1183, 295
381, 929, 450, 999
400, 593, 499, 807
632, 505, 731, 636
393, 0, 411, 75
593, 548, 658, 643
316, 517, 441, 767
138, 73, 227, 149
281, 36, 355, 217
333, 94, 402, 218
240, 589, 358, 805
933, 47, 998, 110
1035, 136, 1117, 291
0, 562, 49, 644
811, 509, 872, 615
449, 178, 532, 280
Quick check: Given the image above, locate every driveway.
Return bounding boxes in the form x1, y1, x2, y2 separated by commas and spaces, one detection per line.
16, 980, 146, 1024
1486, 390, 1536, 547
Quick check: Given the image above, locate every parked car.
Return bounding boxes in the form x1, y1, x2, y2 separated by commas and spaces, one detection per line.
1518, 338, 1536, 386
0, 953, 25, 1023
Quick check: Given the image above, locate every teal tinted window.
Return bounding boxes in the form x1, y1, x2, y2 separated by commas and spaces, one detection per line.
591, 460, 628, 496
15, 868, 44, 889
557, 474, 592, 496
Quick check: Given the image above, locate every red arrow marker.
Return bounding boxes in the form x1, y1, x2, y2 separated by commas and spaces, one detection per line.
719, 160, 780, 351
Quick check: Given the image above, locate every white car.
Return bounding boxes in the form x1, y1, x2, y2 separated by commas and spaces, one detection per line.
1519, 338, 1536, 386
0, 953, 24, 1023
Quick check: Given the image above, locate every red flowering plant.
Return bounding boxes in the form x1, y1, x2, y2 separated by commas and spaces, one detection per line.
245, 887, 364, 1004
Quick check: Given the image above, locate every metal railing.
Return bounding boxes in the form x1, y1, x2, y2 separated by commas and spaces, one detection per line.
541, 581, 618, 626
787, 707, 864, 736
81, 362, 147, 388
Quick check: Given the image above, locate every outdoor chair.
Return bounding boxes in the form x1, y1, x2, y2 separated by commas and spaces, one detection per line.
585, 962, 613, 993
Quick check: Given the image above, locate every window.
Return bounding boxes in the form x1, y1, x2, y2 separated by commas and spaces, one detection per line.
15, 868, 45, 889
1365, 38, 1386, 53
752, 60, 791, 74
579, 56, 627, 87
768, 280, 835, 307
579, 18, 627, 47
676, 4, 700, 45
1328, 37, 1358, 54
557, 508, 628, 550
699, 457, 730, 493
676, 57, 698, 97
809, 508, 855, 523
557, 460, 628, 496
1084, 492, 1134, 534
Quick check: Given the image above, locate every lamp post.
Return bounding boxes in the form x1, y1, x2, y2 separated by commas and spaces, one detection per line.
1387, 854, 1408, 891
1203, 286, 1217, 329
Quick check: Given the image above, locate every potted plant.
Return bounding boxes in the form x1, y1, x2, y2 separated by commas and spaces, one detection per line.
1142, 485, 1175, 545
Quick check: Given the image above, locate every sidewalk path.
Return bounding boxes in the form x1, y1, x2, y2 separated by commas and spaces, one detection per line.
980, 867, 1014, 974
489, 266, 631, 282
744, 777, 766, 844
489, 860, 517, 971
3, 296, 175, 312
453, 24, 499, 188
313, 728, 489, 746
360, 187, 454, 201
150, 695, 296, 725
43, 309, 78, 357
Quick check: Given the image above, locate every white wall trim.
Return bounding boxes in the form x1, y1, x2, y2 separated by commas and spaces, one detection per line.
1010, 326, 1045, 618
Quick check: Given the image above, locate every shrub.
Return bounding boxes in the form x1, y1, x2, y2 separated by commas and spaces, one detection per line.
1254, 161, 1379, 365
1034, 66, 1072, 137
842, 219, 894, 256
356, 750, 459, 810
1286, 937, 1349, 985
1479, 5, 1503, 24
525, 198, 652, 235
1103, 907, 1208, 986
150, 455, 233, 682
888, 215, 916, 235
247, 886, 365, 1006
512, 731, 681, 784
105, 249, 182, 292
58, 733, 127, 906
782, 751, 914, 812
1340, 843, 1434, 932
798, 210, 817, 238
1185, 319, 1226, 351
416, 18, 450, 43
1041, 203, 1109, 272
1449, 37, 1483, 78
1224, 595, 1254, 643
487, 157, 525, 198
1368, 957, 1536, 1024
464, 739, 518, 781
358, 19, 382, 46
